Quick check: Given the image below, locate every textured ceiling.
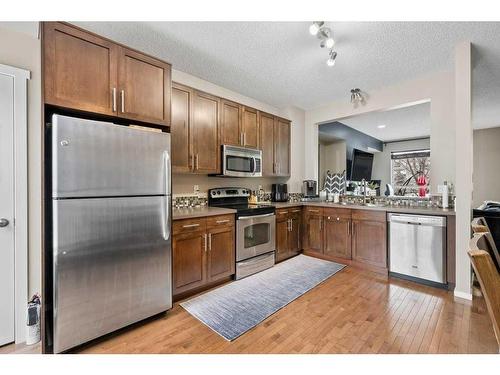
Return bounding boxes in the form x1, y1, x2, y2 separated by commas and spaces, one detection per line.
320, 102, 431, 143
75, 22, 500, 127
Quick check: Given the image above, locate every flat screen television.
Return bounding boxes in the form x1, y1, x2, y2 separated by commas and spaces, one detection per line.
351, 149, 374, 181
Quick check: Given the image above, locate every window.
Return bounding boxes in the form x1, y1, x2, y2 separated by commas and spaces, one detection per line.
391, 149, 430, 196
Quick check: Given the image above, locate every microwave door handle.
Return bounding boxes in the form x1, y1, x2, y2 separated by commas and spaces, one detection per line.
251, 157, 256, 174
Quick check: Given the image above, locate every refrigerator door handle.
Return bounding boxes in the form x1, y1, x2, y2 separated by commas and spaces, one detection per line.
163, 151, 171, 241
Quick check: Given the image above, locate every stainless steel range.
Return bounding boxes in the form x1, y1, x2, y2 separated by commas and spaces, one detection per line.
208, 188, 275, 279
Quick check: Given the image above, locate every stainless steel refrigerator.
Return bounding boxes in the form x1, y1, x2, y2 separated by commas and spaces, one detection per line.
51, 114, 171, 353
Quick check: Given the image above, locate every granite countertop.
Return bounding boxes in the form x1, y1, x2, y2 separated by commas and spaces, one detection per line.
258, 201, 456, 216
173, 206, 237, 220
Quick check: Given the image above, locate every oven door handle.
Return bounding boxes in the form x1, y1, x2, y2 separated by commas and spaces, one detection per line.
238, 213, 275, 220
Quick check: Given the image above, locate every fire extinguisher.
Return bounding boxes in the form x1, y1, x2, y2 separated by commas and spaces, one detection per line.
26, 294, 41, 345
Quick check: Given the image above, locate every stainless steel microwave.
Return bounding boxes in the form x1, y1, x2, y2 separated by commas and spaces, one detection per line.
218, 145, 262, 177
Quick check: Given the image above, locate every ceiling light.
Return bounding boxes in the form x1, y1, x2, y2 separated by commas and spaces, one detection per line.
377, 125, 386, 129
325, 37, 335, 49
327, 51, 337, 67
350, 88, 365, 104
309, 21, 324, 36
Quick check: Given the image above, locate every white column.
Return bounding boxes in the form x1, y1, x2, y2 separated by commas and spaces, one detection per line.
454, 41, 473, 300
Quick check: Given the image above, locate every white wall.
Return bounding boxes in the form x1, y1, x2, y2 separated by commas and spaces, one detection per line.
0, 23, 41, 297
372, 138, 431, 192
304, 59, 474, 298
473, 127, 500, 206
304, 70, 456, 195
319, 141, 346, 188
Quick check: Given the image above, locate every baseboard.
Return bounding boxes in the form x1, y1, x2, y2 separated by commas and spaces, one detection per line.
454, 290, 473, 301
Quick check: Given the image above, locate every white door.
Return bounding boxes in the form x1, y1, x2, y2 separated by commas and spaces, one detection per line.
0, 71, 15, 346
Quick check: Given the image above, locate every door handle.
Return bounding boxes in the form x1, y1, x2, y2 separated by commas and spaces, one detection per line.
196, 154, 199, 171
183, 223, 200, 228
216, 219, 230, 224
238, 213, 275, 220
120, 90, 125, 113
208, 233, 212, 251
112, 88, 117, 112
0, 218, 9, 228
204, 233, 208, 252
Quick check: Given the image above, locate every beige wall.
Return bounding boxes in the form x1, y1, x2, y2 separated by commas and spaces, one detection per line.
318, 141, 346, 188
372, 138, 431, 192
473, 127, 500, 207
0, 23, 42, 297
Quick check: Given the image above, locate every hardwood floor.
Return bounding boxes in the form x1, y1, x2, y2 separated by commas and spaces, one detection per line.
1, 266, 497, 354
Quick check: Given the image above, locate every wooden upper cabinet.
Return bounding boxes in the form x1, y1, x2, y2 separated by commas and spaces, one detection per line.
43, 22, 171, 127
220, 99, 242, 147
192, 90, 220, 174
171, 83, 193, 173
241, 106, 259, 149
118, 47, 171, 126
259, 112, 276, 176
274, 117, 291, 176
43, 22, 118, 116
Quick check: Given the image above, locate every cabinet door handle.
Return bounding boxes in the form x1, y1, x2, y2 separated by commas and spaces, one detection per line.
196, 154, 199, 170
183, 223, 200, 229
347, 221, 350, 236
112, 88, 117, 112
120, 90, 125, 113
208, 233, 212, 251
291, 209, 301, 213
216, 219, 230, 224
204, 233, 208, 252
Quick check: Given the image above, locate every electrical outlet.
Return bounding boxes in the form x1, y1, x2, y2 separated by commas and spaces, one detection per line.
193, 185, 200, 194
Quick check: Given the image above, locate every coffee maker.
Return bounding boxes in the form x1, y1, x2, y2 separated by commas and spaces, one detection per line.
272, 183, 288, 202
302, 180, 318, 197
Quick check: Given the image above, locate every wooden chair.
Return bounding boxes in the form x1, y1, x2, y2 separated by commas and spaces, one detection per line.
471, 217, 500, 272
468, 232, 500, 351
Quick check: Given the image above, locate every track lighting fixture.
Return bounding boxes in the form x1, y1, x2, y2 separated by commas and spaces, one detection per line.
350, 88, 364, 104
327, 51, 337, 66
309, 21, 338, 67
309, 21, 324, 36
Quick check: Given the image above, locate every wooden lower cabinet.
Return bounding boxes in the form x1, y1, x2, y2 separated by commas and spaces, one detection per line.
303, 206, 388, 273
323, 215, 352, 260
303, 207, 323, 254
172, 230, 207, 294
351, 211, 387, 269
207, 225, 235, 281
276, 208, 302, 262
173, 215, 235, 296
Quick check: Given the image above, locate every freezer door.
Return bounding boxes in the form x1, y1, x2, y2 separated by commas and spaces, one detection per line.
52, 196, 172, 353
52, 114, 170, 198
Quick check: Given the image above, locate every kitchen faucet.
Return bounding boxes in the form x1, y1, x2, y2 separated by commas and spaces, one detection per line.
361, 179, 368, 205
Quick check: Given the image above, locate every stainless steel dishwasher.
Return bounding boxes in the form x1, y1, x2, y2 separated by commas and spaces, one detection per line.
388, 213, 446, 286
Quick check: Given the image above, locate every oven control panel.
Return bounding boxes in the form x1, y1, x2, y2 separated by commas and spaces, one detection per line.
209, 188, 250, 198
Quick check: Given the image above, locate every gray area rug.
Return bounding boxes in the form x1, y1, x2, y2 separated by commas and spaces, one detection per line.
180, 254, 345, 341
